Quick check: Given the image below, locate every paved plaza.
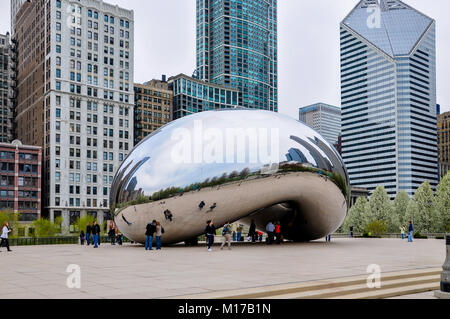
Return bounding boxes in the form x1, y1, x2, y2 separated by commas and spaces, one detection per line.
0, 238, 445, 299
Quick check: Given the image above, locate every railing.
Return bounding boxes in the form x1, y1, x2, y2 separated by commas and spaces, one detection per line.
9, 236, 131, 247
334, 233, 447, 239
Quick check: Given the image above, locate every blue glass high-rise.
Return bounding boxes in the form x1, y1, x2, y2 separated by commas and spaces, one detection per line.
196, 0, 278, 112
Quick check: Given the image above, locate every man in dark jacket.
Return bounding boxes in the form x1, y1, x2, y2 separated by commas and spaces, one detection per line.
86, 223, 92, 246
145, 220, 156, 250
204, 220, 216, 252
92, 221, 101, 248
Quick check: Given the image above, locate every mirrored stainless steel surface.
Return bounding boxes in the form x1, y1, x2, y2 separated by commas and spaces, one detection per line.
111, 109, 349, 244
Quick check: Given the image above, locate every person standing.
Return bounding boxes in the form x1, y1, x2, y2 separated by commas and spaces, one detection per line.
274, 222, 281, 244
92, 221, 101, 248
326, 234, 332, 242
108, 227, 116, 246
1, 222, 12, 252
249, 220, 257, 243
266, 221, 275, 245
80, 231, 85, 245
204, 220, 216, 252
236, 224, 243, 242
349, 226, 354, 238
400, 225, 406, 240
408, 221, 414, 242
221, 222, 233, 250
155, 221, 163, 250
86, 223, 92, 246
145, 220, 156, 251
231, 223, 237, 242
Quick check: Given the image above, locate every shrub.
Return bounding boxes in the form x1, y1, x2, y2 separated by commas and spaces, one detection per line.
31, 218, 60, 238
414, 232, 428, 239
365, 220, 387, 237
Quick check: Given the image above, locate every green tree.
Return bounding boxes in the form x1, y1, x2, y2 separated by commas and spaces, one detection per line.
367, 186, 393, 228
32, 218, 59, 238
413, 180, 437, 233
342, 196, 370, 233
435, 173, 450, 232
406, 199, 419, 225
365, 220, 388, 237
392, 191, 410, 231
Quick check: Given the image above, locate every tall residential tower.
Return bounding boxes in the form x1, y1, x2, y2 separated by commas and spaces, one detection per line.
340, 0, 438, 197
196, 0, 278, 111
14, 0, 134, 228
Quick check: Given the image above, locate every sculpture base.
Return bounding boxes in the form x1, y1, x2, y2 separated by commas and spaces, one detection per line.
434, 290, 450, 299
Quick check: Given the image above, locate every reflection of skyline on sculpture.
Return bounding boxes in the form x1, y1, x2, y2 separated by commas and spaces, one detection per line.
112, 110, 347, 204
110, 110, 349, 244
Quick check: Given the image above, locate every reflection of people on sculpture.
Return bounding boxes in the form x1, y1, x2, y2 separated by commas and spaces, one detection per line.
207, 203, 217, 213
164, 210, 173, 222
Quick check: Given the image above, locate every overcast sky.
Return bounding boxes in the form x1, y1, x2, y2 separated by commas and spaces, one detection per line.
0, 0, 448, 119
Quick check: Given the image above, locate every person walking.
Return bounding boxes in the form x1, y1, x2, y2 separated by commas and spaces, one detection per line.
92, 221, 101, 248
145, 220, 156, 251
408, 221, 414, 242
1, 222, 12, 252
108, 227, 116, 246
80, 231, 85, 245
155, 221, 163, 250
86, 223, 92, 246
266, 221, 275, 245
204, 220, 216, 252
275, 222, 281, 244
221, 222, 233, 250
400, 225, 406, 240
236, 224, 243, 242
249, 220, 257, 243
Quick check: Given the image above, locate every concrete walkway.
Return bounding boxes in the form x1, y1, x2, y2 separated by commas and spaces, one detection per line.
0, 238, 445, 299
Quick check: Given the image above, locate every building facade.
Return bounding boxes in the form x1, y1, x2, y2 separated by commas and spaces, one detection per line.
14, 0, 134, 230
299, 103, 342, 145
134, 79, 173, 145
168, 74, 239, 120
438, 112, 450, 178
0, 140, 42, 222
0, 33, 15, 143
340, 0, 438, 197
196, 0, 278, 111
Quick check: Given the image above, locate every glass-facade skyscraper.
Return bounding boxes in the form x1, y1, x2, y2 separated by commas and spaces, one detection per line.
196, 0, 278, 112
341, 0, 438, 197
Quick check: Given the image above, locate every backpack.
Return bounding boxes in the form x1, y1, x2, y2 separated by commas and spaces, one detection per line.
222, 225, 229, 236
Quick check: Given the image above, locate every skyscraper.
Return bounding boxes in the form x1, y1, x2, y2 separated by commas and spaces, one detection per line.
299, 103, 342, 145
14, 0, 134, 228
438, 112, 450, 178
134, 79, 173, 145
340, 0, 438, 197
0, 33, 15, 143
196, 0, 278, 112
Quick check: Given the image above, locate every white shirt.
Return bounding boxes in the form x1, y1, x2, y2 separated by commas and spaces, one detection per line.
1, 226, 9, 239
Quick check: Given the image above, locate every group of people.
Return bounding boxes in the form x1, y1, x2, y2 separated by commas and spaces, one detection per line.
400, 221, 415, 242
203, 219, 284, 252
80, 222, 124, 248
144, 220, 164, 250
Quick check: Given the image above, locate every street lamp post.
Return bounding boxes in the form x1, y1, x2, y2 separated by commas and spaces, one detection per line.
435, 235, 450, 299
